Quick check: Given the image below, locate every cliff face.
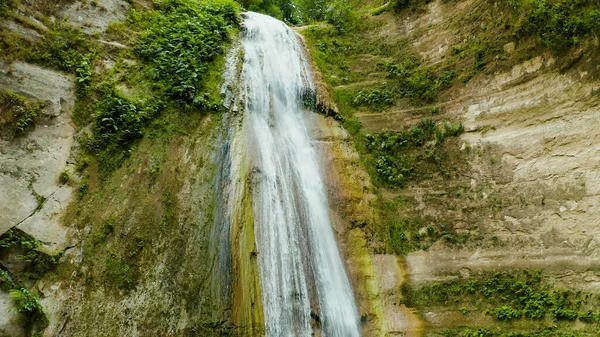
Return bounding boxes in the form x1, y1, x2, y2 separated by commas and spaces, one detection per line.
299, 0, 600, 335
0, 1, 239, 335
2, 0, 599, 336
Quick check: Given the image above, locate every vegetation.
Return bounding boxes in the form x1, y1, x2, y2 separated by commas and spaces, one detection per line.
510, 0, 600, 50
133, 0, 240, 107
9, 288, 43, 314
0, 20, 95, 73
392, 0, 434, 13
0, 229, 57, 334
363, 118, 464, 188
0, 0, 11, 15
104, 252, 134, 290
444, 327, 595, 337
7, 286, 49, 335
0, 228, 61, 280
300, 0, 600, 266
0, 90, 44, 138
404, 269, 600, 325
88, 91, 160, 171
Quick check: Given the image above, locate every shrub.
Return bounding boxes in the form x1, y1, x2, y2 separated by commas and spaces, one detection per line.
443, 121, 464, 137
94, 95, 151, 146
364, 118, 463, 188
134, 0, 240, 105
513, 0, 600, 49
324, 0, 358, 32
58, 170, 70, 184
30, 23, 94, 72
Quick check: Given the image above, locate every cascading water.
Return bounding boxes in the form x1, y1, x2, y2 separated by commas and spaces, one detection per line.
219, 12, 362, 337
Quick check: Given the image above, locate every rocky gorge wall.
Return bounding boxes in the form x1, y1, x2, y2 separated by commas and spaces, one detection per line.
299, 0, 600, 335
0, 0, 238, 335
1, 0, 599, 336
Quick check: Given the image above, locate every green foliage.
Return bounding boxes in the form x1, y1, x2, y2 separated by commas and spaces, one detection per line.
384, 60, 456, 104
323, 0, 358, 32
8, 287, 49, 334
0, 269, 16, 291
352, 88, 394, 110
364, 118, 464, 188
58, 170, 70, 184
346, 56, 457, 110
9, 288, 42, 314
94, 94, 156, 146
387, 219, 421, 254
385, 214, 467, 255
29, 23, 95, 72
447, 327, 590, 337
493, 305, 522, 320
298, 0, 328, 21
512, 0, 600, 49
0, 90, 44, 137
0, 0, 11, 15
78, 176, 89, 198
87, 91, 160, 171
75, 55, 92, 98
105, 252, 134, 290
0, 261, 48, 334
91, 216, 116, 245
134, 0, 240, 106
404, 269, 600, 325
0, 228, 61, 280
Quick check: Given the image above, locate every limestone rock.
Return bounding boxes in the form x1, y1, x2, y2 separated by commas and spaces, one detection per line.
0, 62, 75, 251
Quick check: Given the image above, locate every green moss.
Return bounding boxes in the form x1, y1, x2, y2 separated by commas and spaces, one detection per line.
104, 252, 134, 290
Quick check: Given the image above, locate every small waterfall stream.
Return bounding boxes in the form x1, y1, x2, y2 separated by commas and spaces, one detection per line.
220, 12, 361, 336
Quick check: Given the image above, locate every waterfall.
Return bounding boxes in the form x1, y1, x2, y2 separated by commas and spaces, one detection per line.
220, 12, 362, 337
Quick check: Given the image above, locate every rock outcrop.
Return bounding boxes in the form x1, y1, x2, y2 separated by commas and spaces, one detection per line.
0, 61, 76, 248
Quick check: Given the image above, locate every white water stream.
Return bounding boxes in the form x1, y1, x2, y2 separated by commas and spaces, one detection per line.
225, 12, 362, 336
